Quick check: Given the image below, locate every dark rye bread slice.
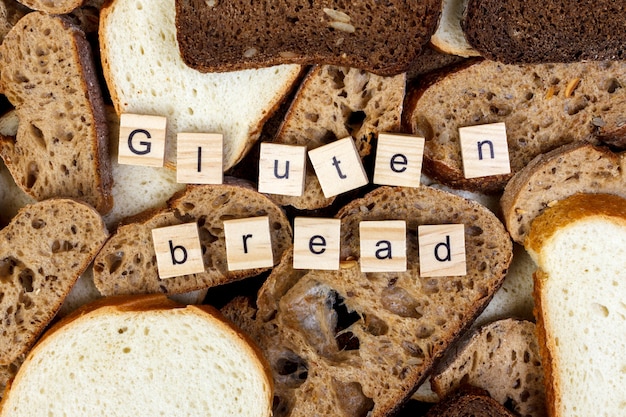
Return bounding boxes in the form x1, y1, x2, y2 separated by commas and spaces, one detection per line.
501, 142, 626, 245
430, 319, 546, 417
424, 386, 517, 417
175, 0, 442, 76
404, 59, 626, 193
0, 198, 108, 365
222, 185, 512, 417
0, 12, 113, 214
269, 65, 405, 210
93, 180, 292, 296
462, 0, 626, 64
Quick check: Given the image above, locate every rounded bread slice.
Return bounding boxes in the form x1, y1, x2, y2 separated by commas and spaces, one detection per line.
0, 294, 273, 417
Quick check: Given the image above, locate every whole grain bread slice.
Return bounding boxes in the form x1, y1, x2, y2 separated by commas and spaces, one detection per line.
0, 11, 113, 214
269, 65, 405, 210
501, 142, 626, 244
93, 180, 292, 296
222, 185, 512, 417
462, 0, 626, 64
404, 59, 626, 193
0, 198, 108, 365
175, 0, 441, 77
430, 319, 546, 417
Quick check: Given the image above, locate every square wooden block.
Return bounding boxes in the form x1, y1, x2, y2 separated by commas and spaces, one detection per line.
223, 216, 274, 271
176, 132, 223, 184
258, 143, 307, 197
418, 224, 466, 277
152, 222, 205, 279
308, 137, 368, 198
359, 220, 407, 272
373, 133, 425, 188
293, 217, 341, 270
459, 122, 511, 179
118, 113, 167, 167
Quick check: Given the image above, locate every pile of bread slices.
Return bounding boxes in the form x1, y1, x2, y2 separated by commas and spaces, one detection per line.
0, 0, 624, 416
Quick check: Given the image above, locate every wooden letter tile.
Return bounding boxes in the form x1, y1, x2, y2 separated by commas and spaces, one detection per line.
118, 113, 167, 167
308, 137, 369, 198
373, 133, 425, 188
258, 143, 307, 197
459, 122, 511, 179
293, 217, 341, 270
223, 216, 274, 271
176, 132, 223, 184
152, 222, 205, 279
418, 224, 466, 277
359, 220, 407, 272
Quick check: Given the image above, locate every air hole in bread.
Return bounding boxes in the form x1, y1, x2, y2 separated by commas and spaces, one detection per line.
381, 285, 423, 319
18, 268, 34, 292
0, 257, 20, 280
51, 240, 73, 253
333, 379, 374, 417
346, 110, 366, 136
29, 123, 45, 148
104, 251, 124, 274
25, 161, 39, 189
31, 219, 46, 229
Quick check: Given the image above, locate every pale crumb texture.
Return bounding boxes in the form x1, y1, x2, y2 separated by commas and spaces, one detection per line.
406, 60, 626, 193
501, 142, 625, 244
0, 0, 29, 43
175, 0, 441, 76
99, 0, 301, 170
270, 65, 405, 210
0, 198, 108, 366
527, 193, 626, 417
93, 181, 292, 296
0, 298, 272, 417
223, 185, 513, 417
430, 0, 480, 58
0, 11, 113, 213
431, 319, 546, 417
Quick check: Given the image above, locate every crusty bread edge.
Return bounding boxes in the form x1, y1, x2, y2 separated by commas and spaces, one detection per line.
0, 294, 274, 413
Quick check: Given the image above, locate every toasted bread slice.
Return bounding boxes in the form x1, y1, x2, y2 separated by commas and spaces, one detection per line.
404, 60, 626, 193
99, 0, 302, 170
501, 142, 626, 244
525, 193, 626, 417
175, 0, 441, 76
0, 12, 113, 213
0, 294, 273, 417
222, 185, 512, 417
93, 180, 292, 296
0, 198, 108, 365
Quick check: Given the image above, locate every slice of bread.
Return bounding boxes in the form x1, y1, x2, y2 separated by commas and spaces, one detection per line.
0, 0, 29, 43
462, 0, 626, 64
430, 0, 480, 58
0, 294, 273, 417
222, 185, 512, 417
14, 0, 84, 13
501, 142, 626, 244
424, 386, 517, 417
404, 60, 626, 193
93, 180, 292, 296
174, 0, 441, 77
99, 0, 302, 170
525, 193, 626, 417
0, 12, 113, 214
431, 319, 546, 417
268, 65, 405, 210
0, 198, 108, 365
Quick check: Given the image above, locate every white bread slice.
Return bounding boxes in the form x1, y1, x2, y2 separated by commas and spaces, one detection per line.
430, 0, 480, 57
99, 0, 301, 170
0, 294, 273, 417
525, 193, 626, 417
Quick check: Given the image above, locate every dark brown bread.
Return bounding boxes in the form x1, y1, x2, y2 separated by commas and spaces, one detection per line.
0, 12, 113, 214
222, 185, 513, 417
93, 180, 292, 296
175, 0, 442, 76
424, 386, 517, 417
462, 0, 626, 64
0, 198, 108, 366
404, 59, 626, 193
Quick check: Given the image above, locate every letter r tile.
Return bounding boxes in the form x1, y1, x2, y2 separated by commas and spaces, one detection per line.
152, 222, 205, 279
